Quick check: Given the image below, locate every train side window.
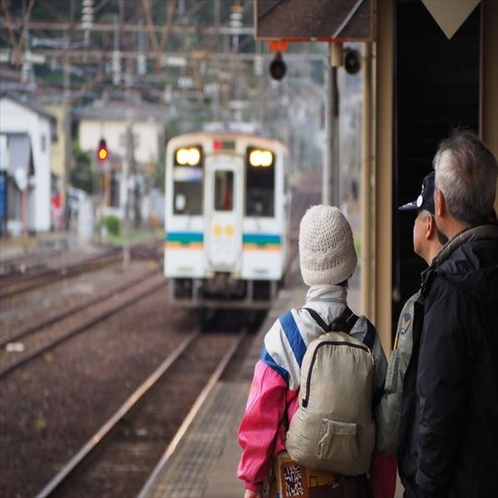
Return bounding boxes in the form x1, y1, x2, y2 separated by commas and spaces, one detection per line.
214, 170, 234, 211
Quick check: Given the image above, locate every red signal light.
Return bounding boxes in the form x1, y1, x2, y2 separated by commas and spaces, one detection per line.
98, 147, 108, 161
97, 139, 108, 162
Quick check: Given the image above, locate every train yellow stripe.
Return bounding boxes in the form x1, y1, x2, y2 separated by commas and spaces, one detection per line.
165, 242, 203, 250
243, 244, 282, 252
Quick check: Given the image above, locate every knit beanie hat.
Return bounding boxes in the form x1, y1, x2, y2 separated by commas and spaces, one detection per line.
299, 205, 357, 286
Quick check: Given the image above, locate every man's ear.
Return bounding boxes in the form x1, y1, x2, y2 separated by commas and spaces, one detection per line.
435, 189, 445, 217
427, 213, 436, 239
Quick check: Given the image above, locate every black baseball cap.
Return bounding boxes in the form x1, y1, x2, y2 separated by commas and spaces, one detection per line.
399, 171, 435, 215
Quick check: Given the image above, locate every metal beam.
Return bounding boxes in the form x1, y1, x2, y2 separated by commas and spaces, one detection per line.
0, 20, 256, 36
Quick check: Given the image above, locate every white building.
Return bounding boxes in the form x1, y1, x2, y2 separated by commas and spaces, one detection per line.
75, 96, 169, 222
76, 96, 170, 168
0, 93, 57, 235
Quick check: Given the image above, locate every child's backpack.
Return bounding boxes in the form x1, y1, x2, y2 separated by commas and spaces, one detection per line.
285, 307, 376, 475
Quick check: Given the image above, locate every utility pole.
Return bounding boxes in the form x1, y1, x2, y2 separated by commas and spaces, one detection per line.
122, 117, 132, 269
323, 42, 342, 207
62, 30, 72, 231
60, 0, 76, 232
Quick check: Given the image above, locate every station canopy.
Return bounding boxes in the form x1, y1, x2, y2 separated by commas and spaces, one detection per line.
255, 0, 374, 41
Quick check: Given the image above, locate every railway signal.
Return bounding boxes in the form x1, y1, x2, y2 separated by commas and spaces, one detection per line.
97, 138, 108, 162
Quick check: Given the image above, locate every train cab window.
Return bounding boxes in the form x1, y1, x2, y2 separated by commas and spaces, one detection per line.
173, 166, 203, 215
246, 149, 275, 217
214, 170, 234, 211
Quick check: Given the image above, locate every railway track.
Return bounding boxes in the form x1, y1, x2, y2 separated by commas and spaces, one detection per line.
0, 271, 167, 377
0, 248, 120, 297
0, 237, 74, 277
0, 240, 162, 299
0, 270, 158, 348
35, 330, 246, 498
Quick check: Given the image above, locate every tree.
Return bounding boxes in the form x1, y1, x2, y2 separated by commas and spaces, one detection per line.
70, 141, 94, 194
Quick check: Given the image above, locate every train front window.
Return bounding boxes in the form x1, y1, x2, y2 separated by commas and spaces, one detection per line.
246, 148, 275, 217
172, 166, 203, 215
214, 171, 234, 211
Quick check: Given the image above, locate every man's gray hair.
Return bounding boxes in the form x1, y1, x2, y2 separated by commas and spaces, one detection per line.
433, 129, 498, 225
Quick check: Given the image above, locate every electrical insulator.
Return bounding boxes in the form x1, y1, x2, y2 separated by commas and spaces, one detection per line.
21, 59, 33, 83
253, 55, 264, 76
230, 4, 243, 29
81, 0, 94, 30
112, 51, 121, 85
137, 54, 146, 76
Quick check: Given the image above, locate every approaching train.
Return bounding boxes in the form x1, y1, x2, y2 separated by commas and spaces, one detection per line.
164, 128, 290, 310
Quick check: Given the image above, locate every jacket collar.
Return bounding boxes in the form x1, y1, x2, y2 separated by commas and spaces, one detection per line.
420, 223, 498, 296
433, 223, 498, 267
305, 284, 348, 304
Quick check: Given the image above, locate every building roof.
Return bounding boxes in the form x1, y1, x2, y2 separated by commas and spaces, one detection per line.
0, 92, 58, 142
73, 99, 171, 123
0, 92, 57, 125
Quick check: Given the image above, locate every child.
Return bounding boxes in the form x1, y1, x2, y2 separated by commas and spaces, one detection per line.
237, 205, 393, 498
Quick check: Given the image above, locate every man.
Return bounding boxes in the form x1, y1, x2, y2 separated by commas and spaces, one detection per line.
375, 171, 445, 457
397, 129, 498, 498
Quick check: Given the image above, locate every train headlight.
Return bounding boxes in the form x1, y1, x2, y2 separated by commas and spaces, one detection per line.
249, 149, 273, 167
176, 147, 201, 166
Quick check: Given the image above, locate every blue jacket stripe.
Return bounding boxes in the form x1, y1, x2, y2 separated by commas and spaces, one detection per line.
280, 310, 307, 367
260, 345, 290, 384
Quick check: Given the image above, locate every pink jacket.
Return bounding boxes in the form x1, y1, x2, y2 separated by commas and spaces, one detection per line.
237, 285, 396, 496
237, 360, 298, 492
237, 360, 396, 496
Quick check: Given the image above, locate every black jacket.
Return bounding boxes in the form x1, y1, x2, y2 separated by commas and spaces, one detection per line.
398, 223, 498, 498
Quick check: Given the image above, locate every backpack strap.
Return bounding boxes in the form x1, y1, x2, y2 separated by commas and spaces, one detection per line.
363, 320, 376, 350
302, 307, 329, 332
303, 306, 359, 334
340, 306, 360, 334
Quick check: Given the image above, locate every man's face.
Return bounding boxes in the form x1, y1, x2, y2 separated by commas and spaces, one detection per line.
413, 210, 429, 259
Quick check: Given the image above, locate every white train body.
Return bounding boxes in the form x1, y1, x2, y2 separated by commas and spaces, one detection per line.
164, 130, 290, 309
